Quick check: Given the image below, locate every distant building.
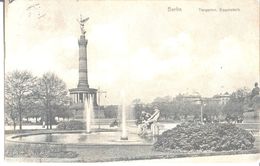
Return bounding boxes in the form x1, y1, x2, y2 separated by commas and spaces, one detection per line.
213, 92, 231, 105
176, 93, 202, 105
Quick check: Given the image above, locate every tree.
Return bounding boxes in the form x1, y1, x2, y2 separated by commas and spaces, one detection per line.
153, 96, 172, 103
24, 100, 44, 123
222, 87, 250, 117
232, 87, 250, 103
103, 105, 118, 118
4, 102, 18, 130
151, 96, 173, 120
37, 72, 69, 129
5, 71, 37, 130
131, 98, 153, 120
203, 101, 222, 121
223, 100, 243, 117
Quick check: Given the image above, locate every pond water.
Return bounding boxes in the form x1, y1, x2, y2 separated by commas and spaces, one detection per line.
12, 132, 154, 145
10, 123, 179, 145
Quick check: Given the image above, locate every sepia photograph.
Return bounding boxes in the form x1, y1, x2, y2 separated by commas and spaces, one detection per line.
3, 0, 260, 164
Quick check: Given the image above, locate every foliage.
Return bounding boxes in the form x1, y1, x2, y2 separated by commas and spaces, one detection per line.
4, 71, 80, 130
153, 96, 172, 103
5, 143, 78, 158
154, 122, 255, 152
103, 105, 118, 118
132, 96, 201, 122
23, 100, 44, 119
203, 102, 222, 117
5, 71, 38, 130
222, 87, 250, 116
37, 72, 69, 129
55, 105, 74, 119
132, 102, 151, 120
132, 88, 251, 122
56, 120, 86, 130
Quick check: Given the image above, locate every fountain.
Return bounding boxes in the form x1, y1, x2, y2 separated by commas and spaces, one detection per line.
8, 92, 157, 146
120, 91, 128, 140
84, 95, 94, 133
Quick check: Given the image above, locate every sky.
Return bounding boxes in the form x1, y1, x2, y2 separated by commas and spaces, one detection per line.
5, 0, 260, 104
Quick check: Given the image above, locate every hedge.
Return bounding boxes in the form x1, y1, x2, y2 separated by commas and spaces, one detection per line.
56, 120, 86, 130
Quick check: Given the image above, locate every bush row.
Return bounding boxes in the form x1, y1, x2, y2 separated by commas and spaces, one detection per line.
153, 122, 255, 152
56, 120, 85, 130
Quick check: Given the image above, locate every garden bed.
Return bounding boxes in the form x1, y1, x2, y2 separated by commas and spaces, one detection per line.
154, 122, 255, 152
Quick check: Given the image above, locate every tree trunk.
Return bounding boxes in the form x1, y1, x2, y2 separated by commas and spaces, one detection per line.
13, 120, 16, 131
36, 117, 38, 123
19, 108, 22, 130
50, 109, 52, 130
46, 113, 49, 129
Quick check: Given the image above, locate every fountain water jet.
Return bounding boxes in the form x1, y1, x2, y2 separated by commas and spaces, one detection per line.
120, 91, 128, 140
85, 95, 94, 133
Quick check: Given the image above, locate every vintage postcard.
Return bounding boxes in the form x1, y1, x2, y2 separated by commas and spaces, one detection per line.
3, 0, 260, 164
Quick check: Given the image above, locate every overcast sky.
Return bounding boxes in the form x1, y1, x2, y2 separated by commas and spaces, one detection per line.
5, 0, 259, 104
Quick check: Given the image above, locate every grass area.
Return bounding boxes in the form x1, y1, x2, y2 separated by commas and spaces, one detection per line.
5, 143, 78, 158
5, 142, 259, 162
67, 145, 259, 162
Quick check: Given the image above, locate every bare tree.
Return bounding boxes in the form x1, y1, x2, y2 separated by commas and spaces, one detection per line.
37, 72, 69, 129
24, 100, 44, 124
5, 71, 37, 130
4, 100, 18, 130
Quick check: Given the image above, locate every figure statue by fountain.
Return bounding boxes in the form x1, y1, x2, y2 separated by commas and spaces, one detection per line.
247, 82, 260, 111
243, 82, 260, 122
138, 106, 160, 137
251, 82, 260, 99
141, 111, 151, 123
77, 14, 89, 35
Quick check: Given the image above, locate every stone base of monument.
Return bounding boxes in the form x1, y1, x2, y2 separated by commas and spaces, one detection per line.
151, 123, 160, 136
243, 109, 260, 123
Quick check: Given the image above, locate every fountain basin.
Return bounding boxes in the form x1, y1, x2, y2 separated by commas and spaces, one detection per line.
7, 130, 154, 146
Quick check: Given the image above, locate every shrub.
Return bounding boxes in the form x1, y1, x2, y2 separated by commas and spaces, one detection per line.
153, 122, 255, 152
56, 120, 86, 130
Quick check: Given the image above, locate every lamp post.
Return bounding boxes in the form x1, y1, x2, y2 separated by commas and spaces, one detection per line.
182, 95, 220, 123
